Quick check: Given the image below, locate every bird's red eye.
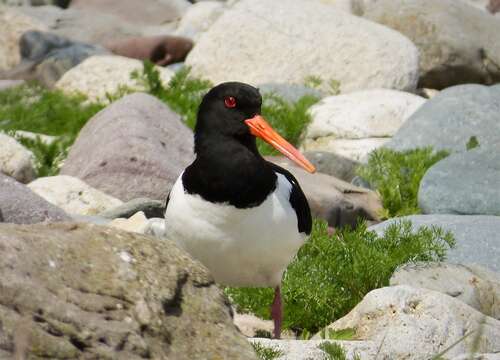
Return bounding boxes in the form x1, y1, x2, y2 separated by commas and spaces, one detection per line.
224, 96, 237, 108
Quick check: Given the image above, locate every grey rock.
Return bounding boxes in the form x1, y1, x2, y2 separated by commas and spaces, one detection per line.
387, 84, 500, 153
419, 147, 500, 215
304, 151, 359, 182
390, 262, 500, 320
0, 79, 24, 91
359, 0, 500, 89
0, 222, 257, 359
99, 198, 166, 219
60, 93, 194, 202
451, 354, 500, 360
0, 172, 71, 224
259, 83, 324, 103
369, 215, 500, 273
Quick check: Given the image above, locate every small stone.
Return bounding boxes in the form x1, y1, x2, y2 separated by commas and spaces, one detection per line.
0, 133, 36, 183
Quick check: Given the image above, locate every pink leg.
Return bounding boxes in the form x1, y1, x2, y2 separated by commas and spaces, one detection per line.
271, 286, 282, 339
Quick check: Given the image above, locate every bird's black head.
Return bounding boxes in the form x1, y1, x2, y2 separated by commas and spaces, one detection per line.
195, 82, 262, 139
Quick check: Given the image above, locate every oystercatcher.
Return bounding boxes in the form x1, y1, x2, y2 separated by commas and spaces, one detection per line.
165, 82, 315, 339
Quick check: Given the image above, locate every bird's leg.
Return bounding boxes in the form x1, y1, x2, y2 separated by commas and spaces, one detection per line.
271, 285, 282, 339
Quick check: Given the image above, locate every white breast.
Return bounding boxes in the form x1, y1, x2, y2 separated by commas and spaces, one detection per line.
164, 173, 306, 287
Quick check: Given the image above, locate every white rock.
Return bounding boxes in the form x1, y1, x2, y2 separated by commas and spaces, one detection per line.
0, 133, 36, 183
108, 211, 149, 234
186, 0, 419, 94
451, 354, 500, 360
234, 313, 273, 338
316, 285, 500, 359
28, 175, 123, 215
249, 338, 378, 360
391, 262, 500, 321
55, 55, 174, 103
175, 1, 226, 41
0, 6, 47, 71
301, 137, 389, 163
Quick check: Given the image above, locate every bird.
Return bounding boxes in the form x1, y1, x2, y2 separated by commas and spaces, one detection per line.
164, 82, 315, 339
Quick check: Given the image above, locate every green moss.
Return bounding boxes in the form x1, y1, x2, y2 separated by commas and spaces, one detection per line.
251, 342, 284, 360
318, 342, 360, 360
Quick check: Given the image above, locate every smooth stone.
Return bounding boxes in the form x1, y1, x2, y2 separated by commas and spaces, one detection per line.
387, 84, 500, 153
99, 198, 165, 219
108, 211, 149, 234
304, 151, 359, 182
27, 175, 124, 216
0, 132, 36, 183
302, 137, 389, 163
0, 222, 257, 359
0, 79, 24, 91
186, 0, 419, 94
175, 1, 226, 41
0, 172, 70, 224
369, 215, 500, 273
60, 93, 194, 202
233, 313, 273, 338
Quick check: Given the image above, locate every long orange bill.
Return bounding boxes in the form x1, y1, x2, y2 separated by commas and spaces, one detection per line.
245, 115, 316, 173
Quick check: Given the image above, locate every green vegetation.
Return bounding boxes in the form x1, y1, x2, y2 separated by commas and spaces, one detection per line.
466, 135, 479, 150
357, 147, 449, 218
318, 342, 361, 360
319, 328, 356, 341
225, 219, 454, 334
251, 342, 284, 360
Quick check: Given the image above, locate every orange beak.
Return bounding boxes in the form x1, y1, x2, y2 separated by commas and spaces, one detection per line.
245, 115, 316, 173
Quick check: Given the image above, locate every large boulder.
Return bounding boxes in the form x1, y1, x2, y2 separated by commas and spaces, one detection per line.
0, 133, 36, 183
357, 0, 500, 89
301, 89, 425, 162
419, 147, 500, 216
28, 175, 124, 216
317, 285, 500, 359
0, 222, 257, 359
186, 0, 419, 95
0, 172, 70, 224
60, 93, 194, 202
55, 55, 174, 103
174, 1, 226, 41
369, 215, 500, 273
387, 84, 500, 153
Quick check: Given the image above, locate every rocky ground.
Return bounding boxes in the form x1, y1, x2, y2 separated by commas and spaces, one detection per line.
1, 0, 500, 359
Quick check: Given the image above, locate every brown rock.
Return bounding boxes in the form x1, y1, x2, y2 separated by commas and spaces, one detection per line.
0, 222, 257, 359
488, 0, 500, 13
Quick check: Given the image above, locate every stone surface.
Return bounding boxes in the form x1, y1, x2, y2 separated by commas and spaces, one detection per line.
391, 262, 500, 320
0, 6, 47, 71
304, 151, 359, 182
186, 0, 419, 94
451, 354, 500, 360
267, 156, 383, 228
369, 215, 500, 273
419, 147, 500, 216
99, 198, 166, 219
0, 222, 257, 359
233, 313, 273, 338
302, 89, 425, 162
175, 1, 226, 41
358, 0, 500, 89
56, 55, 174, 103
388, 84, 500, 153
60, 93, 194, 202
249, 338, 378, 360
318, 285, 500, 359
108, 211, 150, 234
0, 132, 36, 183
0, 172, 71, 224
27, 175, 124, 216
0, 79, 24, 91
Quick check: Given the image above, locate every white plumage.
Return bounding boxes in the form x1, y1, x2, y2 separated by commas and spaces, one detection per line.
165, 172, 306, 287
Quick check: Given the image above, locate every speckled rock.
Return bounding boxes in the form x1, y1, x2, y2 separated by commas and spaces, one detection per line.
28, 175, 123, 216
0, 133, 36, 183
60, 93, 194, 202
0, 222, 257, 359
186, 0, 419, 94
175, 1, 226, 41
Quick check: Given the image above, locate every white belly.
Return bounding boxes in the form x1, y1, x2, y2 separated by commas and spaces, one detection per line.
164, 173, 306, 287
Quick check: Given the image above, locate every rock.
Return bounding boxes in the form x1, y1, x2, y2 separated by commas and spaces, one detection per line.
369, 215, 500, 273
0, 222, 257, 359
302, 89, 425, 162
0, 172, 71, 224
60, 93, 194, 202
0, 6, 47, 71
70, 0, 190, 27
489, 0, 500, 12
175, 1, 226, 41
27, 175, 124, 216
104, 35, 193, 66
55, 55, 174, 103
233, 313, 273, 338
186, 0, 419, 95
387, 84, 500, 153
451, 354, 500, 360
99, 198, 166, 219
304, 151, 359, 182
108, 211, 150, 234
0, 132, 36, 183
391, 262, 500, 320
0, 79, 24, 91
267, 156, 383, 228
317, 285, 500, 359
419, 147, 500, 216
358, 0, 500, 89
249, 338, 378, 360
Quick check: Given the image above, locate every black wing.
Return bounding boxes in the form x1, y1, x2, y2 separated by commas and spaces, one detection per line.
268, 162, 312, 235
